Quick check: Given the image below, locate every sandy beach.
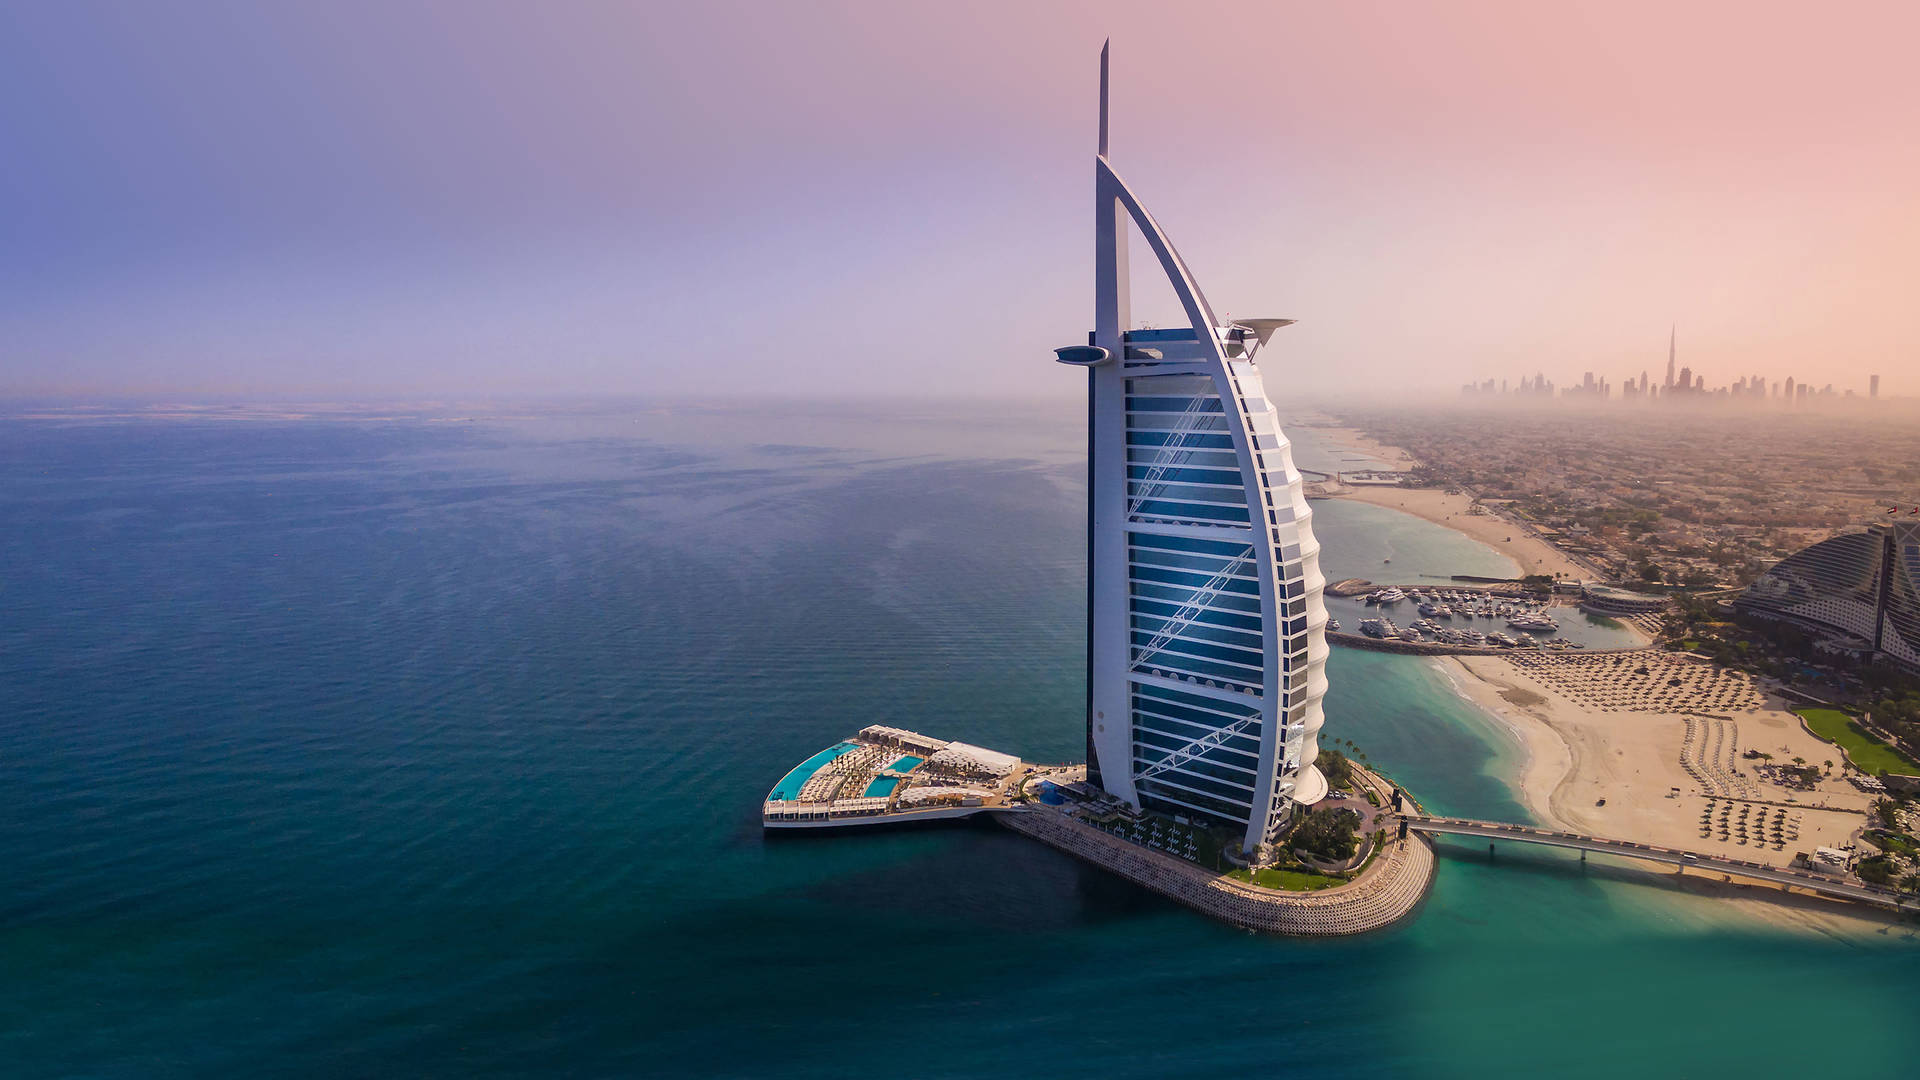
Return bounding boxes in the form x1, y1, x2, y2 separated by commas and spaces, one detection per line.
1298, 424, 1414, 471
1436, 651, 1909, 935
1301, 413, 1908, 932
1298, 412, 1588, 579
1331, 486, 1589, 580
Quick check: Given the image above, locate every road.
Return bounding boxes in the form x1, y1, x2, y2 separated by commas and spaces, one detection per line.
1404, 815, 1920, 914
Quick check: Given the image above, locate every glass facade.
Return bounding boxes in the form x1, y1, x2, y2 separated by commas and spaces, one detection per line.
1080, 143, 1330, 853
1736, 522, 1920, 673
1880, 523, 1920, 669
1737, 530, 1883, 644
1115, 361, 1329, 842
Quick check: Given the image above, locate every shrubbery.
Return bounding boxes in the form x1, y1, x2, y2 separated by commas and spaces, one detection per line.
1291, 807, 1359, 861
1318, 749, 1353, 791
1856, 855, 1896, 886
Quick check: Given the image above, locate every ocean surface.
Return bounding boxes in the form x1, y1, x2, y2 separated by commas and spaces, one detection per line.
3, 398, 1916, 1079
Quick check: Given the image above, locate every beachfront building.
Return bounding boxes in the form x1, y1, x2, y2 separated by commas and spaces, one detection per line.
1735, 522, 1920, 673
1056, 46, 1329, 855
1579, 584, 1668, 615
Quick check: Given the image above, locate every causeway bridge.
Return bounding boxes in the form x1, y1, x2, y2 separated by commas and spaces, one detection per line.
1404, 815, 1920, 914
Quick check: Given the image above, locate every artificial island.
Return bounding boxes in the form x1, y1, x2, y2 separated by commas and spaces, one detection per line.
762, 47, 1920, 935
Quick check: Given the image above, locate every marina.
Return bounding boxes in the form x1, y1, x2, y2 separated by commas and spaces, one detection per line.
1338, 585, 1598, 652
1330, 584, 1640, 649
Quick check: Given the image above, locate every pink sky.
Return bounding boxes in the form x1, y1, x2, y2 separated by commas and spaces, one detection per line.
2, 0, 1915, 398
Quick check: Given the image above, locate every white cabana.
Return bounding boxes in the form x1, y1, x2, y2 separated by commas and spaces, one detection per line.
926, 742, 1021, 778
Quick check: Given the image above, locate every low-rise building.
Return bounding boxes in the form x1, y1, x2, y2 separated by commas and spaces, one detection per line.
1580, 584, 1669, 614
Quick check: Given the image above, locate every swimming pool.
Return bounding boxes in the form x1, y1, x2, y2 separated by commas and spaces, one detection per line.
860, 755, 925, 798
767, 742, 859, 801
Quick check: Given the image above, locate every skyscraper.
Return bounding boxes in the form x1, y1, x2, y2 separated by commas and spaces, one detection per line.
1057, 44, 1329, 854
1871, 374, 1881, 400
1665, 325, 1676, 389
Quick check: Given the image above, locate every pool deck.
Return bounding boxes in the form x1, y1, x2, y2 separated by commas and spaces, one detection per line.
761, 726, 1023, 828
762, 803, 994, 828
766, 741, 861, 802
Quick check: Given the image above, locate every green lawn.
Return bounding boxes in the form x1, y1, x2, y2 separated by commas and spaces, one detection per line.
1227, 866, 1346, 891
1796, 708, 1920, 775
1864, 830, 1917, 858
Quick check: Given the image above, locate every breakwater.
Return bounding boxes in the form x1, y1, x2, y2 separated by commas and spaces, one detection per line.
994, 808, 1435, 936
1328, 630, 1504, 656
1327, 630, 1647, 657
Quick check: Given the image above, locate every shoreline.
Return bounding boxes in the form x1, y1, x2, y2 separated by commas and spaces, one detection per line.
1298, 419, 1591, 582
1289, 418, 1416, 472
1430, 657, 1571, 821
1325, 485, 1589, 580
1304, 423, 1909, 935
1433, 653, 1914, 938
996, 805, 1436, 937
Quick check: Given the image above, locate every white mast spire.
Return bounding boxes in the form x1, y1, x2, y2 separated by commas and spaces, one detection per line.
1098, 39, 1110, 159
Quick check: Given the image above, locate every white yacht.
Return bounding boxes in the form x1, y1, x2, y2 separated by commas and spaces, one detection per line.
1508, 612, 1559, 633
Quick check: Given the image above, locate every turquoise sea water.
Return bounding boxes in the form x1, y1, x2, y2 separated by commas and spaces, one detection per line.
1314, 499, 1641, 649
1288, 427, 1641, 649
2, 399, 1915, 1078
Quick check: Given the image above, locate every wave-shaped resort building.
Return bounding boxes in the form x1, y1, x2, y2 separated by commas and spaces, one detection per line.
1736, 521, 1920, 672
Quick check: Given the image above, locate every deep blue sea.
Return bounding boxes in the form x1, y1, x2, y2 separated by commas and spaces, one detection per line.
2, 399, 1915, 1079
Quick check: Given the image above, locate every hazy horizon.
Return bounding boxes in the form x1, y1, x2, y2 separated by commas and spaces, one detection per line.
4, 1, 1917, 400
11, 391, 1920, 423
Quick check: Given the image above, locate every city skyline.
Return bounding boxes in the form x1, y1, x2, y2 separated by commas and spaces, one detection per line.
2, 2, 1918, 400
1462, 323, 1894, 404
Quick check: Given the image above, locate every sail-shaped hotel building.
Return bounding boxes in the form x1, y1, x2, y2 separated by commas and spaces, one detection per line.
1057, 46, 1330, 855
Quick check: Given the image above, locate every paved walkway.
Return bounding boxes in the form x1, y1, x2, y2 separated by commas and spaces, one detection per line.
1405, 815, 1919, 914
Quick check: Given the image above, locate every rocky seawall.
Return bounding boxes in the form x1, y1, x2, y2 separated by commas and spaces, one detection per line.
994, 808, 1435, 936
